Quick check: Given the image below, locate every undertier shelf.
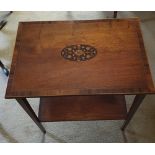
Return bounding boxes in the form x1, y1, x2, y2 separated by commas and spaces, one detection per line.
38, 95, 127, 122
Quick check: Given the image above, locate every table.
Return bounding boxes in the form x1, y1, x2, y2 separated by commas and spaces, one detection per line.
5, 18, 155, 134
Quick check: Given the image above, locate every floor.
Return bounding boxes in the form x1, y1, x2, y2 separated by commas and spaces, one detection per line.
0, 11, 155, 143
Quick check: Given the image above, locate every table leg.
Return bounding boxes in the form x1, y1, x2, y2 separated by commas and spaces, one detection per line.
113, 11, 118, 18
16, 98, 46, 134
0, 60, 9, 76
121, 94, 146, 131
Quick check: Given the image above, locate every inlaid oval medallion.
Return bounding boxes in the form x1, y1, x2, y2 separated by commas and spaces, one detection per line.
61, 44, 97, 61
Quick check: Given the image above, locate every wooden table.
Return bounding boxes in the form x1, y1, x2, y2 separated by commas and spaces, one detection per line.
5, 18, 155, 134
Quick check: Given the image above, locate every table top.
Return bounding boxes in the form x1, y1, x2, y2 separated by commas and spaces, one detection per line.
5, 18, 155, 98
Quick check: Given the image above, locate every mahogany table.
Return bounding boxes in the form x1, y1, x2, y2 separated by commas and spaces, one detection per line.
5, 18, 155, 134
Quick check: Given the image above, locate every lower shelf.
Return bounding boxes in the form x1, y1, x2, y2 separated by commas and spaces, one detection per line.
38, 95, 127, 122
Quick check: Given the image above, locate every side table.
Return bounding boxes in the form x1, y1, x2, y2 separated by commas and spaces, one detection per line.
5, 18, 155, 134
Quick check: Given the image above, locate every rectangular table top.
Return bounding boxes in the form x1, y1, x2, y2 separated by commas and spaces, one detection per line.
5, 18, 155, 98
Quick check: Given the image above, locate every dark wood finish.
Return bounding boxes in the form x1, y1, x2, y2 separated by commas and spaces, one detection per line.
113, 11, 118, 18
121, 94, 146, 130
0, 60, 9, 76
16, 98, 46, 133
5, 18, 155, 98
39, 95, 127, 122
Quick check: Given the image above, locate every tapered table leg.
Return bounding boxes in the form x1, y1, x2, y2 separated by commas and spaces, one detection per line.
113, 11, 118, 18
121, 94, 146, 131
16, 98, 46, 134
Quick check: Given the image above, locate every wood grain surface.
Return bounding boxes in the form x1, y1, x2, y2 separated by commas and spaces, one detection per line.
5, 18, 155, 98
39, 95, 127, 122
